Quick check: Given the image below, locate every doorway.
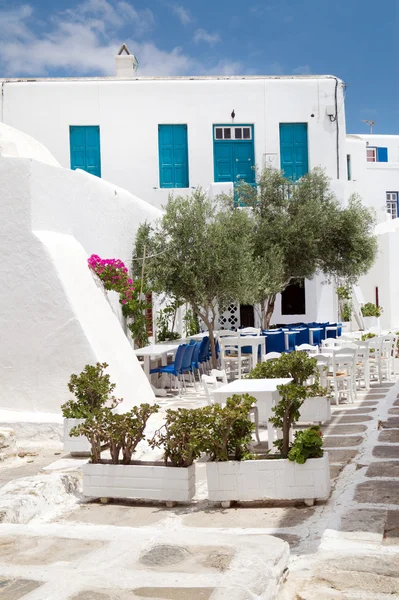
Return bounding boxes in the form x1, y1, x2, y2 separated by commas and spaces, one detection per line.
240, 305, 255, 328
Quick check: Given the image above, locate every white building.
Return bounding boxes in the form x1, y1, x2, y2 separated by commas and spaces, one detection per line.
346, 133, 399, 329
1, 49, 349, 327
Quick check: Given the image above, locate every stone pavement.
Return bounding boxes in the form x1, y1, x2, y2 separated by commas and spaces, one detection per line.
0, 381, 398, 599
278, 380, 399, 599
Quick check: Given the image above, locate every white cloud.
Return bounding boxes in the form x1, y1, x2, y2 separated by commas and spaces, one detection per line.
193, 28, 221, 46
170, 4, 191, 25
0, 2, 243, 77
293, 65, 312, 75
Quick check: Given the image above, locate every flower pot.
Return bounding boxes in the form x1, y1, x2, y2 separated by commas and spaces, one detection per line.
363, 316, 380, 331
82, 461, 196, 503
341, 321, 351, 333
298, 396, 331, 424
63, 418, 91, 456
206, 453, 330, 506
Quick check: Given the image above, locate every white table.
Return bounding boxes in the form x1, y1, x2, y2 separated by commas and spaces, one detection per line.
135, 343, 179, 396
213, 378, 292, 446
283, 331, 297, 351
309, 327, 323, 345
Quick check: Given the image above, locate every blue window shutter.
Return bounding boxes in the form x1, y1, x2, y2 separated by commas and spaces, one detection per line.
377, 147, 388, 162
279, 123, 308, 181
159, 125, 188, 188
70, 126, 101, 177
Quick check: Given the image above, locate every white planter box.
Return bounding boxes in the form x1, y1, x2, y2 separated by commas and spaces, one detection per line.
363, 316, 380, 331
206, 453, 330, 504
63, 418, 91, 456
82, 462, 196, 503
341, 321, 351, 333
298, 396, 331, 424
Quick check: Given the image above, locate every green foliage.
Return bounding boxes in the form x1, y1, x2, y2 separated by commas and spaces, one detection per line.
136, 190, 255, 366
337, 285, 351, 300
235, 168, 377, 327
122, 277, 152, 348
156, 297, 182, 342
71, 403, 159, 465
361, 332, 377, 341
248, 351, 320, 386
149, 407, 205, 467
249, 352, 325, 459
61, 363, 122, 419
341, 303, 352, 322
288, 426, 324, 464
183, 306, 200, 337
198, 394, 256, 462
362, 302, 383, 317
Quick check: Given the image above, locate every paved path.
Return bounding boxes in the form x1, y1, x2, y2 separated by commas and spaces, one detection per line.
0, 382, 398, 599
278, 380, 399, 599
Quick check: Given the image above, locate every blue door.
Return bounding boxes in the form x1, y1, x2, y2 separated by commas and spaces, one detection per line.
158, 125, 189, 188
279, 123, 308, 181
214, 125, 255, 185
70, 126, 101, 177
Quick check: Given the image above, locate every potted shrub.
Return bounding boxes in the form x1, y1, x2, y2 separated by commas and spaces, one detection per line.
79, 405, 203, 505
61, 362, 121, 456
202, 392, 330, 507
77, 403, 165, 501
248, 352, 331, 425
361, 302, 383, 330
148, 407, 204, 504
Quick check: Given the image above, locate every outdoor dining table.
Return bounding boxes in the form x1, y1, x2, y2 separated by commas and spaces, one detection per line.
212, 377, 292, 446
309, 327, 323, 345
135, 343, 180, 396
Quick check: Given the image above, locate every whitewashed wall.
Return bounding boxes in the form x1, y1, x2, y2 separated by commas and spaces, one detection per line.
1, 76, 347, 209
0, 125, 160, 414
347, 135, 399, 222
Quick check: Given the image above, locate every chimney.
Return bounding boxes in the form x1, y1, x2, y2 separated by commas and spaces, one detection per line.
115, 44, 138, 78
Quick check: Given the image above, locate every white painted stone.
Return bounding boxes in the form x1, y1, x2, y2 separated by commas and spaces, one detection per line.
0, 124, 161, 415
63, 419, 91, 456
82, 462, 196, 502
298, 396, 332, 424
206, 453, 331, 503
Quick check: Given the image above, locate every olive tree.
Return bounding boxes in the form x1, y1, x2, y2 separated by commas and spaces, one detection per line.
136, 190, 254, 366
236, 167, 377, 328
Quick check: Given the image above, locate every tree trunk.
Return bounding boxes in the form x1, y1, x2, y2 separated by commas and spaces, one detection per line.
264, 294, 276, 329
281, 412, 291, 459
259, 300, 266, 331
198, 308, 217, 369
208, 321, 218, 369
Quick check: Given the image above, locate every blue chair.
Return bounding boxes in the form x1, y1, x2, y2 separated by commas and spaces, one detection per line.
263, 331, 285, 354
180, 344, 196, 390
150, 344, 187, 393
198, 336, 210, 373
292, 327, 310, 346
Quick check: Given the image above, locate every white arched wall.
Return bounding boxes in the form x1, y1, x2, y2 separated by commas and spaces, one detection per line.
0, 130, 161, 414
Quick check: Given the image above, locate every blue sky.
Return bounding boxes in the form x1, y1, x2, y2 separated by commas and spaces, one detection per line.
0, 0, 397, 133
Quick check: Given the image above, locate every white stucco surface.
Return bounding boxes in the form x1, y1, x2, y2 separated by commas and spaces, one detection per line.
0, 122, 60, 166
0, 125, 161, 414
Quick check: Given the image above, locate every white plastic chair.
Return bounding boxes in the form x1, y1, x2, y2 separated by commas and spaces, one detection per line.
211, 369, 228, 385
201, 374, 219, 405
219, 337, 251, 379
218, 330, 238, 338
353, 339, 371, 390
295, 344, 318, 355
262, 352, 282, 362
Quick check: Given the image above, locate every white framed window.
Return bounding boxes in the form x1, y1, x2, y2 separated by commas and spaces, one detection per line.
214, 126, 252, 141
386, 191, 398, 219
367, 147, 377, 162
